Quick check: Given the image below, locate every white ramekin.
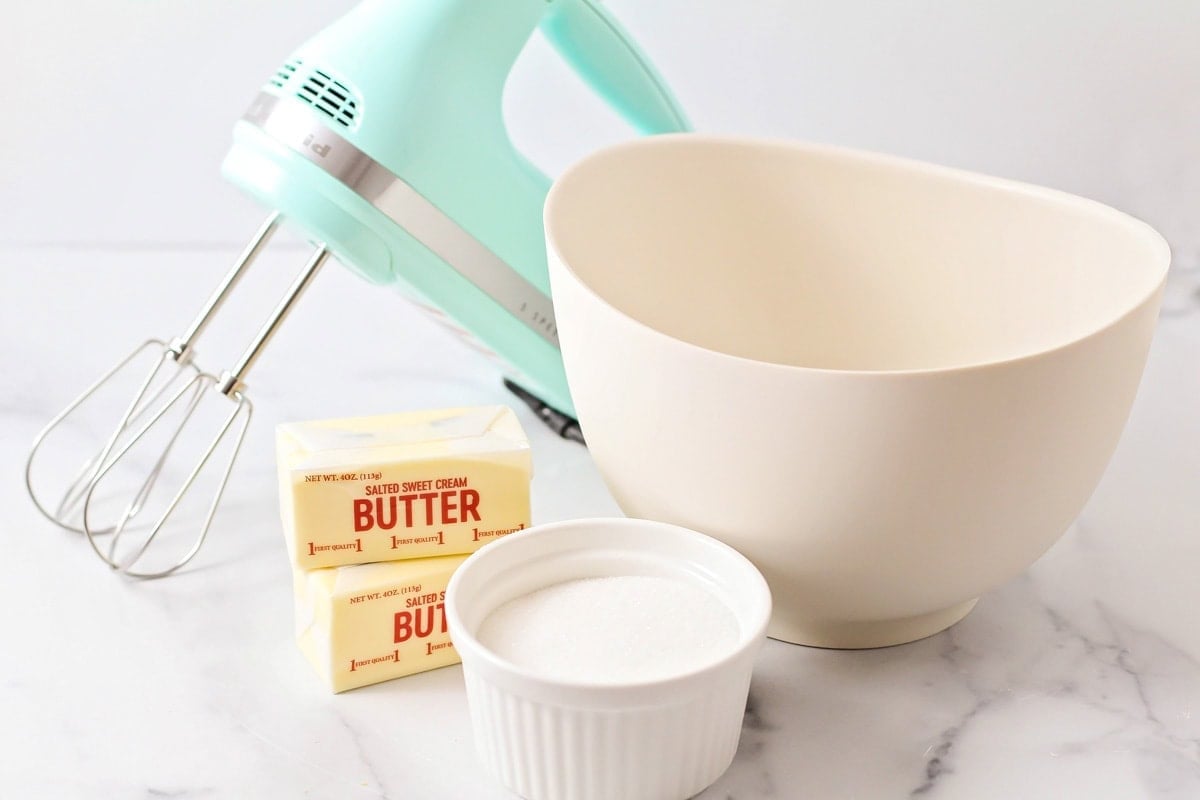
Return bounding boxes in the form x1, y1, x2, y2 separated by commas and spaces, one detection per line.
446, 517, 771, 800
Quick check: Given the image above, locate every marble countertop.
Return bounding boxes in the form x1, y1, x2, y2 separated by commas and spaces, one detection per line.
3, 244, 1199, 799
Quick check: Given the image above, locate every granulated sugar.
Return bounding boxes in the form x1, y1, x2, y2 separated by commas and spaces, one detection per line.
475, 575, 739, 683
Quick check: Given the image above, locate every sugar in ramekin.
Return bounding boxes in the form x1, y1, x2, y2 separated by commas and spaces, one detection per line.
446, 517, 771, 800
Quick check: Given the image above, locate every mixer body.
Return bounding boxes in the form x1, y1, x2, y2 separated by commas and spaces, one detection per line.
222, 0, 690, 414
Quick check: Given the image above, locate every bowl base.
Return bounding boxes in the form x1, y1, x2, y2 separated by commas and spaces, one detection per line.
768, 598, 978, 649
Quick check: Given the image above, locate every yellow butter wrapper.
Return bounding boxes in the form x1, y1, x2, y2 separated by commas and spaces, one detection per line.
276, 406, 531, 568
294, 554, 468, 692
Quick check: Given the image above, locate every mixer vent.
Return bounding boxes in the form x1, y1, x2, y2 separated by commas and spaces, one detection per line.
295, 69, 360, 128
266, 58, 302, 89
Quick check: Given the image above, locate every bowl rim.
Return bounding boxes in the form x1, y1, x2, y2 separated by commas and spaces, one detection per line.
544, 133, 1172, 378
445, 517, 772, 705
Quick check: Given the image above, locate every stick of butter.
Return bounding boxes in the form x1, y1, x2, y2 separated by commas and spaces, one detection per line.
276, 406, 531, 568
295, 554, 468, 692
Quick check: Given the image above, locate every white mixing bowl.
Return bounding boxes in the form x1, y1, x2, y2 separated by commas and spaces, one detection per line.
544, 134, 1169, 648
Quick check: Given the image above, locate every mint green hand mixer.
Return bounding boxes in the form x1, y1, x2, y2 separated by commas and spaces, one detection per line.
26, 0, 689, 577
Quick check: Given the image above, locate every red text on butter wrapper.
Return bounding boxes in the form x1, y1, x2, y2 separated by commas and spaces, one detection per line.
354, 479, 481, 532
394, 590, 448, 643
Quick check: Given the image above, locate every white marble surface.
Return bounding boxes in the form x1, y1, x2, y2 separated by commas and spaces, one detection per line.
3, 243, 1199, 799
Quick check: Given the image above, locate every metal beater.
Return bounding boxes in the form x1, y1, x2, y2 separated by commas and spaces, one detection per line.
26, 215, 329, 577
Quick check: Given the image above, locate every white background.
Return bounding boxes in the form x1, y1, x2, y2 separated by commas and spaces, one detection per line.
5, 0, 1197, 263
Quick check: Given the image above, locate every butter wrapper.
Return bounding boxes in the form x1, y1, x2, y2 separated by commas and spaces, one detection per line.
276, 406, 531, 569
294, 554, 468, 692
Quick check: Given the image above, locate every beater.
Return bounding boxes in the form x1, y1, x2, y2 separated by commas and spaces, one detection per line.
25, 0, 689, 576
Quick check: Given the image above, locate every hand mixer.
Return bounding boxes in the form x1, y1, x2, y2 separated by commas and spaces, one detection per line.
25, 0, 690, 577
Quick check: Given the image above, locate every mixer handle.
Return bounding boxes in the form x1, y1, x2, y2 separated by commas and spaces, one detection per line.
541, 0, 691, 134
